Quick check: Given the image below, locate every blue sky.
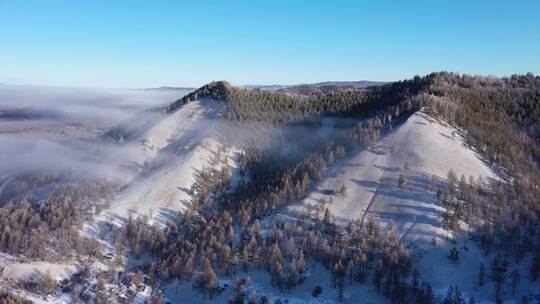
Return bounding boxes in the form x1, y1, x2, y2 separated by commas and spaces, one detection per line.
1, 0, 539, 88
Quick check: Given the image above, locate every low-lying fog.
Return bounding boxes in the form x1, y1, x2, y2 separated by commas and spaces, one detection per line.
0, 84, 184, 131
0, 84, 190, 200
0, 84, 363, 204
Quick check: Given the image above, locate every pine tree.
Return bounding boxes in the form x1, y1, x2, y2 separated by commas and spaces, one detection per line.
286, 237, 296, 259
424, 283, 435, 304
398, 174, 406, 189
373, 260, 384, 293
531, 252, 540, 281
449, 247, 460, 263
133, 270, 144, 287
287, 260, 298, 291
173, 277, 180, 294
478, 263, 485, 287
71, 286, 80, 303
96, 273, 106, 293
447, 170, 458, 191
221, 245, 232, 275
184, 255, 194, 279
490, 256, 507, 301
359, 252, 368, 283
323, 208, 332, 225
300, 173, 310, 195
297, 250, 305, 281
511, 269, 520, 296
203, 258, 218, 299
443, 285, 465, 304
412, 269, 420, 295
339, 184, 348, 198
334, 260, 345, 302
242, 247, 250, 272
270, 243, 284, 287
251, 219, 262, 238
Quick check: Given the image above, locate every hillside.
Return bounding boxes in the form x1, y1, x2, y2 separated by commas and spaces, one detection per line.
287, 109, 497, 233
280, 110, 540, 302
158, 74, 540, 303
88, 98, 241, 228
2, 73, 540, 304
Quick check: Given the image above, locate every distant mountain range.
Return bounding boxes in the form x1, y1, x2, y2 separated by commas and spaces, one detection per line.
302, 80, 388, 88
137, 81, 387, 94
244, 80, 388, 95
136, 86, 196, 91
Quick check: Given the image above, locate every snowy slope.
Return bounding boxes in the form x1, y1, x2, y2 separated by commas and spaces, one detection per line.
136, 99, 217, 157
85, 98, 241, 230
288, 110, 496, 241
163, 260, 388, 304
0, 253, 76, 283
283, 110, 540, 303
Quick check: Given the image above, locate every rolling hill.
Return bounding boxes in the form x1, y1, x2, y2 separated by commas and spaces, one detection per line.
2, 73, 540, 304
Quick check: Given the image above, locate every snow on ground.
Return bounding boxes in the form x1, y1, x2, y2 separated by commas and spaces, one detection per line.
84, 98, 241, 234
136, 99, 217, 157
414, 236, 538, 303
282, 110, 540, 303
133, 286, 152, 304
0, 253, 76, 283
12, 292, 72, 304
163, 260, 389, 304
287, 110, 496, 242
1, 97, 240, 303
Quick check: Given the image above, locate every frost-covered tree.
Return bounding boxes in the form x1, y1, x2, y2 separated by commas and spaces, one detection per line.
339, 184, 348, 197
448, 247, 460, 263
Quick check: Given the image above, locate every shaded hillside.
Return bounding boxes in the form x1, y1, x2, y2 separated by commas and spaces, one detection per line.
168, 73, 540, 180
5, 73, 540, 304
165, 73, 540, 265
426, 72, 540, 176
166, 81, 231, 112
168, 78, 429, 123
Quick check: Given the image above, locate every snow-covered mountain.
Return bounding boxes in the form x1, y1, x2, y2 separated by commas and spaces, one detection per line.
2, 73, 540, 304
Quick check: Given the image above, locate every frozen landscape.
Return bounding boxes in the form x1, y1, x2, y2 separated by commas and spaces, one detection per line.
2, 75, 540, 304
1, 3, 540, 303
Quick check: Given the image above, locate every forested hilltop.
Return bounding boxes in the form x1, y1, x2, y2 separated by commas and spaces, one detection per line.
3, 72, 540, 304
167, 77, 429, 123
149, 72, 540, 303
171, 73, 540, 226
172, 73, 540, 173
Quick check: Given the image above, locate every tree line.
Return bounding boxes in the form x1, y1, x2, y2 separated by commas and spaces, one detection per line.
112, 84, 429, 303
0, 180, 118, 261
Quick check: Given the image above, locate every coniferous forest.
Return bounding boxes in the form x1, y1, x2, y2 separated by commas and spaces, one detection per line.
2, 72, 540, 304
